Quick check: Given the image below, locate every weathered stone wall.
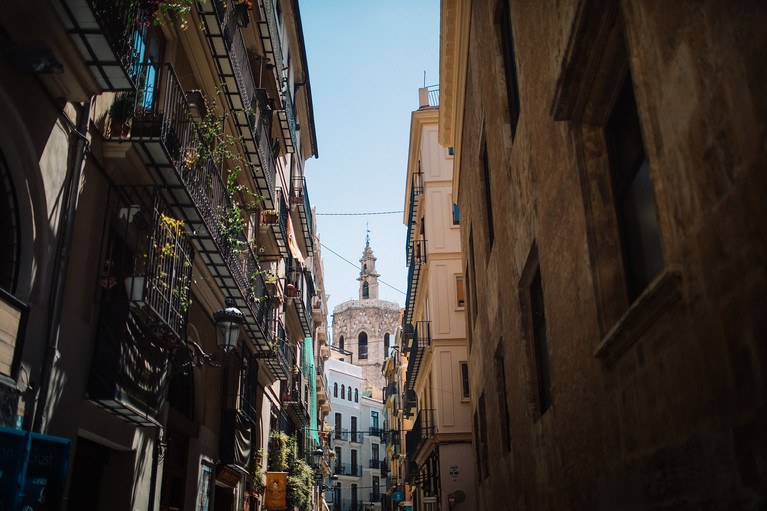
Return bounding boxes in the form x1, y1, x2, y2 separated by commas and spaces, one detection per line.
332, 299, 401, 398
457, 1, 767, 509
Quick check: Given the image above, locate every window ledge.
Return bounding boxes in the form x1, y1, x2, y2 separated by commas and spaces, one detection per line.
595, 266, 683, 366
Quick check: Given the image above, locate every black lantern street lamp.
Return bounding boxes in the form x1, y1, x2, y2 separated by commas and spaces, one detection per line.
214, 298, 245, 351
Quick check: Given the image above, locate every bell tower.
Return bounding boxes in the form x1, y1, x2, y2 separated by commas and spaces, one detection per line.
358, 237, 380, 300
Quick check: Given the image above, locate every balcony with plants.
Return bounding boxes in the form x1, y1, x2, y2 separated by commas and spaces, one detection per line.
89, 185, 194, 426
102, 67, 283, 358
285, 257, 313, 337
198, 0, 278, 207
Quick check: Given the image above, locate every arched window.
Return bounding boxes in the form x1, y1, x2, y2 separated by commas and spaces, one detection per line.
341, 384, 345, 400
362, 281, 369, 299
358, 332, 368, 359
354, 389, 359, 402
348, 388, 352, 401
334, 382, 338, 398
339, 335, 344, 351
384, 333, 390, 357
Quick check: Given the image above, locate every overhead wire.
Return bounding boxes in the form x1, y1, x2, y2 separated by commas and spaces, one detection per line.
319, 242, 406, 296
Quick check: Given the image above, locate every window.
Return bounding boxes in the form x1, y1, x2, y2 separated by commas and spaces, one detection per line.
358, 332, 368, 359
354, 389, 358, 402
473, 411, 482, 479
335, 413, 342, 439
456, 275, 465, 308
606, 76, 663, 300
481, 139, 494, 250
341, 384, 345, 400
460, 362, 470, 399
334, 382, 338, 398
362, 281, 369, 299
351, 450, 358, 476
335, 447, 342, 473
371, 411, 379, 430
478, 393, 489, 478
351, 483, 358, 508
498, 0, 521, 138
351, 417, 358, 442
338, 335, 344, 351
495, 342, 511, 452
373, 475, 380, 497
452, 203, 460, 225
530, 267, 551, 415
384, 333, 390, 357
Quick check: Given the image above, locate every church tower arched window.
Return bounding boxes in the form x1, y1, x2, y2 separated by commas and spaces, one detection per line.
358, 332, 368, 359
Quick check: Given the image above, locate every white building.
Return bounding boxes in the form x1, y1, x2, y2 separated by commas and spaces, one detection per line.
326, 357, 387, 511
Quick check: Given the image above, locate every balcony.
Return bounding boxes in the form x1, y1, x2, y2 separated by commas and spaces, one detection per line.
285, 258, 313, 337
259, 321, 290, 381
404, 239, 427, 325
369, 427, 382, 438
262, 188, 289, 257
198, 0, 277, 207
256, 0, 298, 155
370, 492, 382, 502
100, 62, 277, 358
284, 368, 310, 428
291, 174, 314, 252
369, 458, 382, 469
59, 0, 149, 90
405, 321, 431, 393
405, 409, 434, 459
333, 461, 363, 477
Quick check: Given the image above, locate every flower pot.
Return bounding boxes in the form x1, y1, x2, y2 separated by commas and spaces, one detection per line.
262, 212, 278, 224
285, 283, 298, 298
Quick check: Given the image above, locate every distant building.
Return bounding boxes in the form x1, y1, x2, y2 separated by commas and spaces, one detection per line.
326, 357, 387, 511
332, 242, 401, 399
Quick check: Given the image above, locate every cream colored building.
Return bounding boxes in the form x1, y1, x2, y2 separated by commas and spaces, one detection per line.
400, 89, 476, 511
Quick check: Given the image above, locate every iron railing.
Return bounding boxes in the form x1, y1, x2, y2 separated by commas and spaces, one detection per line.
98, 185, 194, 340
333, 462, 363, 477
426, 84, 440, 107
406, 409, 434, 458
291, 174, 314, 251
405, 321, 431, 393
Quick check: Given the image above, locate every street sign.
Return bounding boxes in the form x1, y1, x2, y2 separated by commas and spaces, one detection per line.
392, 491, 405, 502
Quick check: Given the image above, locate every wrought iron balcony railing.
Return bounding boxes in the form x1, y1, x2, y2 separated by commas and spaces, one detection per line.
405, 321, 431, 393
333, 462, 363, 477
291, 174, 314, 252
98, 185, 194, 340
405, 409, 434, 459
369, 458, 381, 469
285, 258, 313, 337
404, 238, 427, 325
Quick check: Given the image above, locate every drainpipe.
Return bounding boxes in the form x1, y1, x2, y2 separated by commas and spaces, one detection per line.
31, 97, 93, 433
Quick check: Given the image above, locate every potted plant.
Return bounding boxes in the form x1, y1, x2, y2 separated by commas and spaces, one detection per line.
109, 91, 135, 138
261, 209, 279, 225
285, 283, 298, 298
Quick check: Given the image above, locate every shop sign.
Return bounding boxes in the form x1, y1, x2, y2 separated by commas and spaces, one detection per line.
0, 426, 71, 510
265, 471, 288, 510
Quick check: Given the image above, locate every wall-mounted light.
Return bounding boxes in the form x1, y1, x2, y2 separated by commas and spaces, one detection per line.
214, 298, 245, 351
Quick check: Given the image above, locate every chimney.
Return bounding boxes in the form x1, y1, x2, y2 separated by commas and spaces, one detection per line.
418, 87, 429, 109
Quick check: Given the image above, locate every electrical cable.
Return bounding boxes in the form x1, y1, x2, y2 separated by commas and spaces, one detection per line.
316, 211, 403, 216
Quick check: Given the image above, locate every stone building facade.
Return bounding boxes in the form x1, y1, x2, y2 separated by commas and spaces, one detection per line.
332, 243, 401, 400
440, 0, 767, 509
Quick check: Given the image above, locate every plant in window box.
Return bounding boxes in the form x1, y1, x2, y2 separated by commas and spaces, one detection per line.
261, 209, 279, 225
108, 91, 136, 138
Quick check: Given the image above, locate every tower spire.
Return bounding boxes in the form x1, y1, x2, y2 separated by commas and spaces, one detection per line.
358, 240, 380, 300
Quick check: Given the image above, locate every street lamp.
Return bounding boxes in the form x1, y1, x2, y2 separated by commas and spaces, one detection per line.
214, 298, 245, 351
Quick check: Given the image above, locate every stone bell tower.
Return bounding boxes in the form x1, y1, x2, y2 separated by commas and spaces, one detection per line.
357, 238, 380, 300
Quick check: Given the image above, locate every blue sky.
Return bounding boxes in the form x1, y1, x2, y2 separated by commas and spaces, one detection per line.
299, 1, 440, 326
